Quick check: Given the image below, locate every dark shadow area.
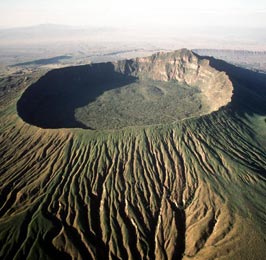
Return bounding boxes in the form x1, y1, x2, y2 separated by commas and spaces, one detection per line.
194, 53, 266, 117
17, 62, 137, 129
11, 55, 72, 67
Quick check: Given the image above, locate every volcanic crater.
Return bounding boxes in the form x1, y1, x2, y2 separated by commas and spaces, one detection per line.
17, 49, 233, 130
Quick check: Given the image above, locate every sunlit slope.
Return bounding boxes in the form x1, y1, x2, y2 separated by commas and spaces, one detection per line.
1, 53, 266, 260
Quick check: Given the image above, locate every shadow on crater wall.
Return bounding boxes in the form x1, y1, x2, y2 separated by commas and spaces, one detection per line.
197, 54, 266, 117
17, 63, 137, 129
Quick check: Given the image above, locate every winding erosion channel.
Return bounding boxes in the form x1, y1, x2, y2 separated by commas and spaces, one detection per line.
1, 49, 266, 260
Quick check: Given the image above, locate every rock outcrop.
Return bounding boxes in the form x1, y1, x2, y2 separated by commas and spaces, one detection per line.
116, 49, 233, 112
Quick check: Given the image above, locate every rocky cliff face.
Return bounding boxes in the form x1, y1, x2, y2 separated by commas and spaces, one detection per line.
115, 49, 233, 112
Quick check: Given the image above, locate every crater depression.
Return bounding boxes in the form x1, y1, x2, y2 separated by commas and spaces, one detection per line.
17, 49, 233, 130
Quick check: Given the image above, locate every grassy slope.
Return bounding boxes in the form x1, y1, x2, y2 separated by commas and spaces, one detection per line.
0, 57, 266, 260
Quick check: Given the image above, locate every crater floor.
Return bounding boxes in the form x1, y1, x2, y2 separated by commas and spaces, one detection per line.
75, 80, 205, 129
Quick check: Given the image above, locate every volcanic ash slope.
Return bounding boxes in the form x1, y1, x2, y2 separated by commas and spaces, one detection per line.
0, 49, 266, 260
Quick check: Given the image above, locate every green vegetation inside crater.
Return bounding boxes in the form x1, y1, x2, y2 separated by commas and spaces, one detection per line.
75, 80, 206, 130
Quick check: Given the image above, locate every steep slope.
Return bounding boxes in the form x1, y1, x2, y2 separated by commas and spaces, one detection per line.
0, 50, 266, 260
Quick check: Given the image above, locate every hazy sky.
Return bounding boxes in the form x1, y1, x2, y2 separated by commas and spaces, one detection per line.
0, 0, 265, 28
